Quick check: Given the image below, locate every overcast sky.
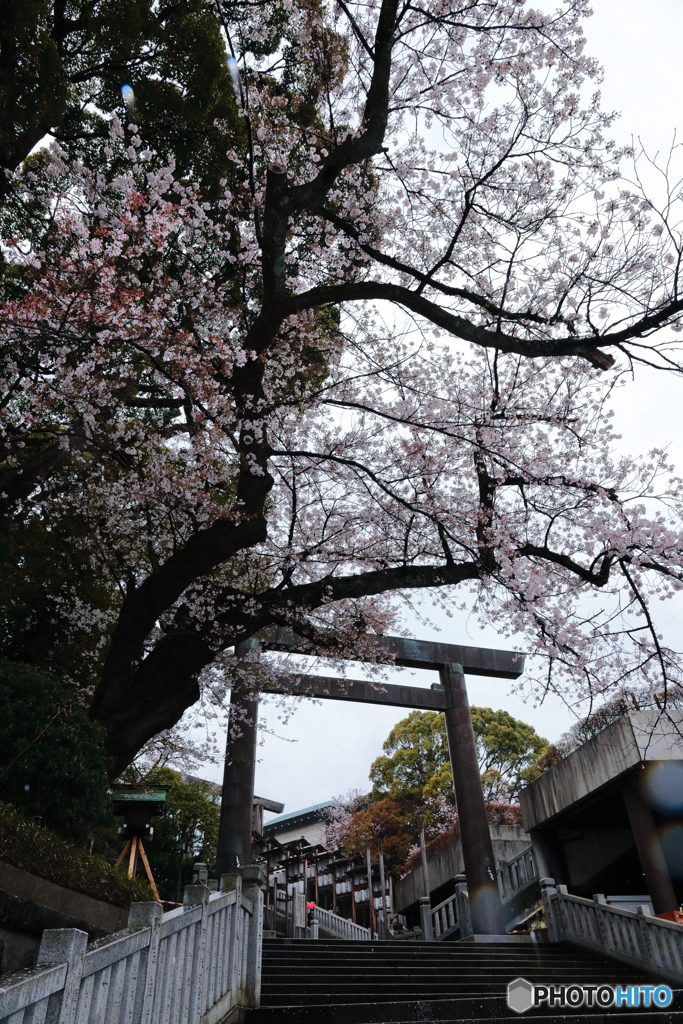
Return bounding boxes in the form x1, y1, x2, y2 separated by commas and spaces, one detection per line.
200, 1, 683, 818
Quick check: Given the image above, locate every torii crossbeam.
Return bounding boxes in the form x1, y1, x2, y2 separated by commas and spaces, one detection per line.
215, 629, 525, 935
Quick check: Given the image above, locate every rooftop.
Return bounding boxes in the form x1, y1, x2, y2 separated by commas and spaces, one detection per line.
264, 800, 336, 831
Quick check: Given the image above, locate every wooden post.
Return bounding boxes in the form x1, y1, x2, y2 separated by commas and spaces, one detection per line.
365, 845, 376, 936
378, 842, 387, 938
137, 838, 160, 900
332, 863, 338, 914
419, 826, 430, 899
216, 640, 260, 877
440, 662, 506, 935
350, 869, 357, 923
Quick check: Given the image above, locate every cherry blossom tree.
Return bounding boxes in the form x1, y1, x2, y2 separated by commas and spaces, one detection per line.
2, 0, 683, 775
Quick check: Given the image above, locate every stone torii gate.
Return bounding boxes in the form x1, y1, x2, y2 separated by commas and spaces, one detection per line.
214, 628, 525, 935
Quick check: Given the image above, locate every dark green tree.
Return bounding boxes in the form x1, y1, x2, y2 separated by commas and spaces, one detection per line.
0, 0, 245, 199
0, 659, 112, 842
0, 513, 118, 690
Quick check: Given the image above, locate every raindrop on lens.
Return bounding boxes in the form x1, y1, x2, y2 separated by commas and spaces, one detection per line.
121, 84, 135, 107
227, 56, 241, 99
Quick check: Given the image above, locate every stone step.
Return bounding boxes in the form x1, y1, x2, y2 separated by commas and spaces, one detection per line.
249, 997, 683, 1024
255, 938, 667, 1022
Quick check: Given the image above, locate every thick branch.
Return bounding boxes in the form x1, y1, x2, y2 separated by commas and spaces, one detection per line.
288, 281, 683, 365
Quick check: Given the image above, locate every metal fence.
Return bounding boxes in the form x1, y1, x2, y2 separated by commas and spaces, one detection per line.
542, 878, 683, 984
0, 876, 263, 1024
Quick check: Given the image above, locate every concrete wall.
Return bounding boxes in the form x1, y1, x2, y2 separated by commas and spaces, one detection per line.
0, 860, 129, 976
519, 710, 683, 830
394, 826, 529, 913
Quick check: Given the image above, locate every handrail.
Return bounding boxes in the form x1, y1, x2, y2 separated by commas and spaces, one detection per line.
541, 878, 683, 985
431, 891, 458, 940
426, 876, 472, 941
0, 878, 263, 1024
498, 844, 538, 900
312, 905, 374, 941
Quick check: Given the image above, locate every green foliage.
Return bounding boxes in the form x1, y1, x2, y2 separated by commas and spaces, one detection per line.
0, 659, 112, 842
369, 711, 450, 803
0, 801, 152, 906
370, 707, 548, 805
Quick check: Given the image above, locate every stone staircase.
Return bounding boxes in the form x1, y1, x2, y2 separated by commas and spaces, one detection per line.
247, 938, 683, 1024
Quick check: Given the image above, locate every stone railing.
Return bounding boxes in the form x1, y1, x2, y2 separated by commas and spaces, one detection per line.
542, 878, 683, 985
498, 845, 537, 901
0, 874, 263, 1024
311, 906, 374, 941
420, 874, 471, 942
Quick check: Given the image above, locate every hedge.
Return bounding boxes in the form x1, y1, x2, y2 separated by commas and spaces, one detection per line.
0, 802, 154, 907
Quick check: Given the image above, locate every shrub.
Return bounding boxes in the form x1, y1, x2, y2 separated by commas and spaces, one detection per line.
0, 802, 153, 906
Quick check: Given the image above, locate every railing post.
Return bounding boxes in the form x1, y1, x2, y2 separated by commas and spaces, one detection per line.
128, 901, 164, 1024
636, 904, 656, 970
454, 874, 472, 938
183, 884, 211, 1024
222, 871, 244, 1001
37, 928, 88, 1024
592, 894, 610, 952
419, 897, 434, 941
241, 864, 266, 1009
539, 878, 561, 943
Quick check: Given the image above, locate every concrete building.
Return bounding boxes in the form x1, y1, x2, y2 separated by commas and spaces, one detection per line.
519, 709, 683, 915
263, 801, 335, 847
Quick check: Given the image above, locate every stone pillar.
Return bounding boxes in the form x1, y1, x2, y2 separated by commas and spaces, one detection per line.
440, 662, 506, 935
37, 929, 88, 1024
453, 874, 473, 937
241, 864, 266, 1008
419, 896, 434, 941
528, 830, 551, 881
622, 777, 678, 915
539, 877, 561, 943
215, 639, 260, 878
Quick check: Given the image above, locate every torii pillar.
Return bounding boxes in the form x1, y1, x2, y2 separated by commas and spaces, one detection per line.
440, 663, 506, 934
215, 639, 260, 877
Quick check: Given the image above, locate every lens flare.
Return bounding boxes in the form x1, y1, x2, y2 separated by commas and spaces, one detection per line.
641, 761, 683, 815
659, 825, 683, 878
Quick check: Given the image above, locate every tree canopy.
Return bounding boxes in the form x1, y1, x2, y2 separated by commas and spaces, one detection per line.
370, 708, 548, 806
2, 0, 683, 776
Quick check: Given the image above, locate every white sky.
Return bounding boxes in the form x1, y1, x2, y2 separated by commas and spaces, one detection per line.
199, 0, 683, 817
